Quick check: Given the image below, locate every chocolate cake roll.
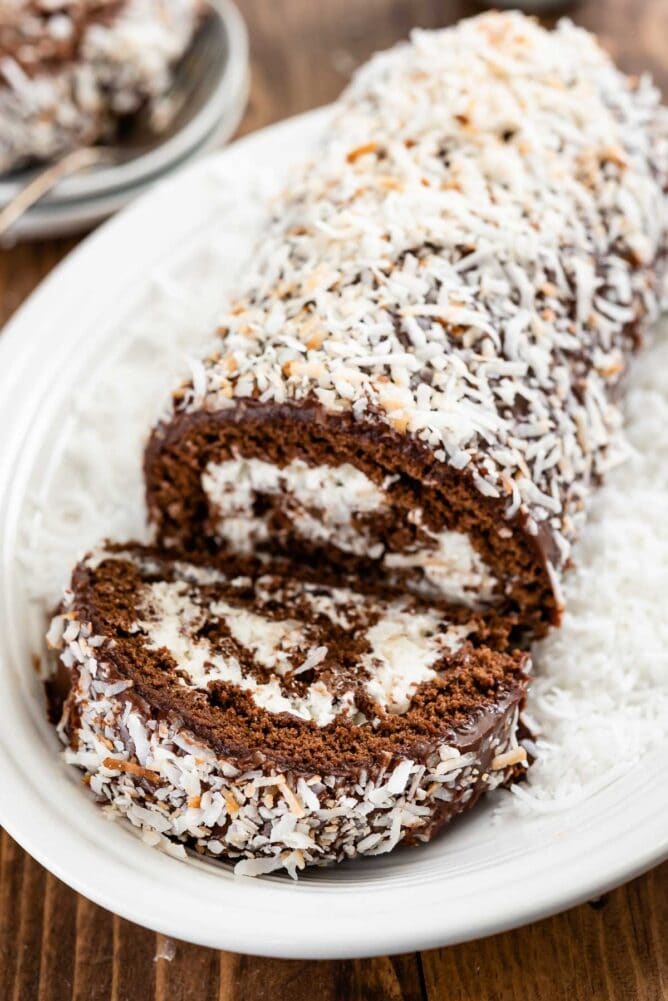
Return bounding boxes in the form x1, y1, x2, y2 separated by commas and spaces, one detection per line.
145, 13, 668, 637
47, 545, 529, 874
0, 0, 203, 174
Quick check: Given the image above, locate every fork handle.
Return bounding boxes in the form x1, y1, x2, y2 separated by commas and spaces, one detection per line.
0, 147, 113, 241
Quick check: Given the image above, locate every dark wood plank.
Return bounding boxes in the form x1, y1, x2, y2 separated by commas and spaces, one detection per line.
0, 831, 31, 1001
37, 873, 78, 1001
1, 2, 667, 1000
110, 916, 157, 1001
154, 936, 220, 1001
0, 238, 76, 325
1, 831, 47, 1001
421, 862, 668, 1001
71, 898, 114, 1001
217, 952, 424, 1001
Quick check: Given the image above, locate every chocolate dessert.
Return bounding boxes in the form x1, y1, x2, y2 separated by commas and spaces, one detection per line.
46, 12, 668, 875
145, 13, 668, 638
0, 0, 204, 174
48, 545, 528, 874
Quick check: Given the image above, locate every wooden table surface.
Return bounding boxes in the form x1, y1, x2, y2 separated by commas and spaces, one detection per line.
1, 1, 667, 998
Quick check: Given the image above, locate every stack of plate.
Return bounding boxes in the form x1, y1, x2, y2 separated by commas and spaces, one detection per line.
0, 0, 249, 241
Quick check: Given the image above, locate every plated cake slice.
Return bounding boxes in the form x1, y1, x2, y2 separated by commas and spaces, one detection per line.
0, 0, 203, 174
47, 545, 529, 874
145, 12, 668, 639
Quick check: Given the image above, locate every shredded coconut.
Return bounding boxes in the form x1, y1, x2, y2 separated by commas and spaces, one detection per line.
175, 12, 668, 590
14, 16, 668, 858
50, 592, 521, 876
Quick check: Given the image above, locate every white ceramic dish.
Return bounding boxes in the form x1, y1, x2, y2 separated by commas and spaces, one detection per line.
0, 109, 667, 960
0, 0, 249, 240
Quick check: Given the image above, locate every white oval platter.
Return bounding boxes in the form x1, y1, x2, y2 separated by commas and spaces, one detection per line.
0, 107, 666, 959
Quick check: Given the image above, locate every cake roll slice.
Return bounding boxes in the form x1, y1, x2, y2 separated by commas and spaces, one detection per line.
0, 0, 203, 174
47, 544, 529, 875
145, 12, 668, 638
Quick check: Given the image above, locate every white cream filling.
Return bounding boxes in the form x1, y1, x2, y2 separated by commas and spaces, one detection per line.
363, 609, 473, 714
135, 580, 473, 726
137, 581, 347, 726
209, 600, 303, 676
202, 456, 392, 557
202, 458, 498, 607
383, 527, 498, 607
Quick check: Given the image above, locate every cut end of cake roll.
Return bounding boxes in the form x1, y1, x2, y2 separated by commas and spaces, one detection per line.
145, 400, 559, 638
46, 544, 529, 874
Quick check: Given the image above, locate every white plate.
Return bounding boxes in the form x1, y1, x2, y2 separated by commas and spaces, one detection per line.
0, 109, 667, 960
0, 0, 249, 240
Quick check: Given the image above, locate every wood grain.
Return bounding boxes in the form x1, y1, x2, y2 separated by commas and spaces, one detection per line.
422, 863, 668, 1001
1, 1, 667, 997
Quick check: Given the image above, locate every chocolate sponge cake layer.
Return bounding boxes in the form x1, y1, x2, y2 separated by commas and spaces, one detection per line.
47, 545, 528, 875
145, 13, 668, 637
